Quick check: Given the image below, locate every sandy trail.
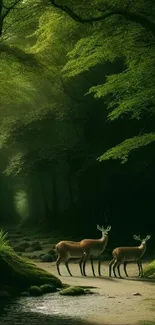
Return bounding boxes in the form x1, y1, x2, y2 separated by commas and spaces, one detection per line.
35, 261, 155, 325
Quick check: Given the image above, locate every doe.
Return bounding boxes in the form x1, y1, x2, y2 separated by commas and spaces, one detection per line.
55, 240, 83, 276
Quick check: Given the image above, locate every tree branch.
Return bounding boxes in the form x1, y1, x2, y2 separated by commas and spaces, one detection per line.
2, 0, 22, 20
0, 0, 22, 35
49, 0, 155, 37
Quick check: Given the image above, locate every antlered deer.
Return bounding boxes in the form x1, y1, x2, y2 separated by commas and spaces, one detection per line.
80, 225, 111, 276
109, 234, 151, 278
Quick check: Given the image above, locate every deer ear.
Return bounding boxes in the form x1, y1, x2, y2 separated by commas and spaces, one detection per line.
146, 235, 151, 240
107, 225, 111, 231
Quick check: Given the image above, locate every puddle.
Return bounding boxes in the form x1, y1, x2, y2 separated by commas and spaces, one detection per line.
0, 292, 101, 324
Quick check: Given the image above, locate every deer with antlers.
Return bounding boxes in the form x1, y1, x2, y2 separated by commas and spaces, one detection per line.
55, 224, 111, 277
80, 224, 111, 277
109, 234, 151, 278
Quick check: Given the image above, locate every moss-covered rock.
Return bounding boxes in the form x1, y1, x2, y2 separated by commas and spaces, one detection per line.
13, 241, 30, 252
29, 286, 42, 296
59, 286, 87, 296
0, 250, 62, 290
25, 247, 36, 253
40, 253, 55, 262
40, 284, 57, 294
143, 260, 155, 278
30, 241, 42, 251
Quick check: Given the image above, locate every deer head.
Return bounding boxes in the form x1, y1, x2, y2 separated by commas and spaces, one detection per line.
97, 224, 111, 236
133, 234, 151, 244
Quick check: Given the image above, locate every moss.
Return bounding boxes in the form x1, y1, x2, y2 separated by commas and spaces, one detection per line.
29, 286, 42, 296
0, 249, 62, 291
59, 286, 87, 296
143, 260, 155, 278
40, 284, 57, 294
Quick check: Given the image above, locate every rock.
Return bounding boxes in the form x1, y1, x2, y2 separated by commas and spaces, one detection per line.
133, 292, 142, 296
108, 296, 116, 298
40, 254, 55, 262
13, 241, 30, 252
0, 291, 11, 300
25, 247, 35, 253
30, 255, 38, 259
30, 241, 42, 251
40, 284, 57, 294
29, 286, 42, 296
47, 249, 56, 255
59, 286, 87, 296
20, 291, 31, 297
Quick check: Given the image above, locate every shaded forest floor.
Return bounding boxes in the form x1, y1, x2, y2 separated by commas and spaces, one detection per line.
1, 225, 155, 325
35, 261, 155, 325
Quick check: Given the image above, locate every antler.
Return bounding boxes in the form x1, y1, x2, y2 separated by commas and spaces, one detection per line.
97, 224, 102, 231
145, 235, 151, 241
133, 234, 142, 241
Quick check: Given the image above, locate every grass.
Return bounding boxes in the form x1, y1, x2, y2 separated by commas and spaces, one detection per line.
0, 229, 62, 292
143, 260, 155, 278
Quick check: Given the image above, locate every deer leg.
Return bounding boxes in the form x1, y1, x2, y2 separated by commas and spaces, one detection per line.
140, 261, 143, 277
113, 260, 118, 278
98, 256, 102, 276
117, 263, 122, 278
137, 261, 141, 277
83, 254, 88, 276
65, 259, 72, 276
109, 258, 114, 277
56, 256, 61, 276
79, 255, 84, 276
90, 255, 95, 276
138, 260, 143, 277
124, 262, 129, 277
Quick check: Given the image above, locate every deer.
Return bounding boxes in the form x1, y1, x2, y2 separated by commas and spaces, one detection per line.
79, 224, 111, 277
109, 234, 151, 278
55, 240, 84, 276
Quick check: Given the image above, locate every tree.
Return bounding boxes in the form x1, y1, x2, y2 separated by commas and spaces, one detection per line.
48, 0, 155, 162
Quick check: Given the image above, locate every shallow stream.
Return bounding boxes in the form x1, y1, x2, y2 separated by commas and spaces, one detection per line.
0, 292, 101, 325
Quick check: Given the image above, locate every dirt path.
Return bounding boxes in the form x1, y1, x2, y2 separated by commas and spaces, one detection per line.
35, 261, 155, 325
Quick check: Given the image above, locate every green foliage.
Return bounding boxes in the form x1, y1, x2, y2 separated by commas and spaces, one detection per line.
0, 229, 12, 252
40, 284, 57, 293
59, 286, 87, 296
62, 2, 155, 161
98, 133, 155, 163
143, 260, 155, 278
0, 0, 155, 174
29, 285, 42, 296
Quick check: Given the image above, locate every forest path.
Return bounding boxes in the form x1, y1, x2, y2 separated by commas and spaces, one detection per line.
35, 261, 155, 325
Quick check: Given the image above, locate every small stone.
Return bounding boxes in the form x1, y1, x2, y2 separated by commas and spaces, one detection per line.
133, 292, 142, 296
108, 296, 116, 298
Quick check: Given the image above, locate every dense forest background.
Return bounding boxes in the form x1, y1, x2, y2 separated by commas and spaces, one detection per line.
0, 0, 155, 247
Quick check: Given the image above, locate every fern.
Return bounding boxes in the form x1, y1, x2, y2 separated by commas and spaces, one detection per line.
0, 229, 13, 253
